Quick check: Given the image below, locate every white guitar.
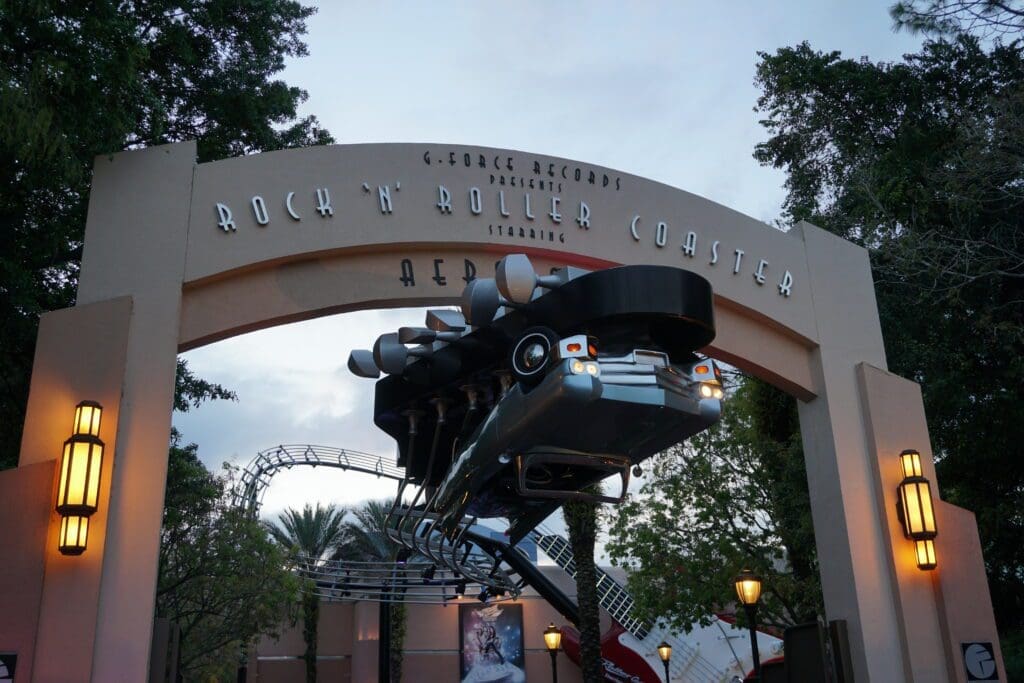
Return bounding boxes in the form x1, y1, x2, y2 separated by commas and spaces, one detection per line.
530, 530, 783, 682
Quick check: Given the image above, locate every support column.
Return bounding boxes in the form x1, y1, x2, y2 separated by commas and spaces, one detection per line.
352, 601, 380, 683
857, 364, 950, 681
856, 363, 1005, 681
79, 142, 195, 682
19, 142, 196, 682
19, 299, 133, 682
794, 222, 904, 681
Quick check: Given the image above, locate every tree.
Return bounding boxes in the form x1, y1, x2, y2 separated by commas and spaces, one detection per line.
267, 503, 348, 683
338, 498, 410, 683
564, 486, 604, 683
891, 0, 1024, 37
605, 378, 821, 634
158, 359, 296, 679
158, 433, 298, 679
0, 1, 332, 470
339, 498, 399, 562
752, 30, 1024, 673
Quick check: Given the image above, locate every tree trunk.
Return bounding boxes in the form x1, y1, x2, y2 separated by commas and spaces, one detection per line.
302, 590, 319, 683
564, 491, 603, 683
390, 603, 407, 682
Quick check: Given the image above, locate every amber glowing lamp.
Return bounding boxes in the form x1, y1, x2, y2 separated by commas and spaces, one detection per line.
896, 449, 938, 570
56, 401, 104, 555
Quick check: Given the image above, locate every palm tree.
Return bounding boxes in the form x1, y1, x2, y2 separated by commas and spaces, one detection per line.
268, 503, 347, 683
337, 498, 410, 683
564, 485, 603, 683
338, 498, 397, 562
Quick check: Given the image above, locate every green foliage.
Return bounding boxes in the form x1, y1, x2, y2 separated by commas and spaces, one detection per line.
564, 485, 603, 683
890, 0, 1024, 37
753, 33, 1024, 629
267, 503, 348, 565
301, 588, 319, 683
605, 379, 821, 632
0, 0, 331, 470
339, 498, 401, 561
175, 359, 236, 413
1002, 627, 1024, 681
158, 431, 298, 680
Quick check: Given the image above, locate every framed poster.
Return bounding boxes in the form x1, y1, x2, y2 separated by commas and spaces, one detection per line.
459, 602, 526, 683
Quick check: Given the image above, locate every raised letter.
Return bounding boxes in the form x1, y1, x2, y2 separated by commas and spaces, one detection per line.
733, 249, 745, 274
524, 193, 535, 220
216, 203, 236, 232
655, 221, 667, 248
630, 215, 641, 241
576, 201, 590, 229
549, 196, 562, 223
469, 187, 482, 215
682, 230, 697, 257
378, 185, 393, 214
754, 259, 769, 285
285, 192, 301, 220
710, 240, 720, 265
400, 259, 415, 287
463, 259, 477, 283
498, 191, 510, 217
432, 259, 447, 286
315, 188, 334, 217
437, 185, 452, 214
251, 196, 270, 226
778, 270, 793, 297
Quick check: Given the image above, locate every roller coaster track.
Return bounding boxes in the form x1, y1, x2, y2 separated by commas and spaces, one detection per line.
231, 444, 530, 605
231, 443, 405, 514
230, 443, 577, 611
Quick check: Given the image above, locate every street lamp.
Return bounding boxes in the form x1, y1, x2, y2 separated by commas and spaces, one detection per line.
734, 569, 763, 681
657, 641, 672, 682
543, 623, 561, 683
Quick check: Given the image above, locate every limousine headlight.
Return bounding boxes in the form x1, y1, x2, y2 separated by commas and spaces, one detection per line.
571, 359, 600, 376
700, 383, 723, 399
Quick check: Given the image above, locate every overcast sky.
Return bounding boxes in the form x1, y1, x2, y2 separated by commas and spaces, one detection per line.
174, 2, 923, 529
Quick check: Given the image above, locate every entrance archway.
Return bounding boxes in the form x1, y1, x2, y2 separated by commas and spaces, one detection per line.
4, 141, 1004, 681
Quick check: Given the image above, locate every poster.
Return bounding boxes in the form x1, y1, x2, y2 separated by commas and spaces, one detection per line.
459, 602, 526, 683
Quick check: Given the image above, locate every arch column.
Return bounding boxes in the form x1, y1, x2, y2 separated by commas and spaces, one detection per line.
18, 142, 194, 681
793, 223, 903, 680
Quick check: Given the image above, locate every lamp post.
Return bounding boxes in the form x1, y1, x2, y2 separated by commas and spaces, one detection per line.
657, 641, 672, 682
543, 623, 561, 683
734, 570, 763, 681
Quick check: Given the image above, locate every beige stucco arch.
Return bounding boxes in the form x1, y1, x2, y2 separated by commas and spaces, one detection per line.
1, 141, 1004, 681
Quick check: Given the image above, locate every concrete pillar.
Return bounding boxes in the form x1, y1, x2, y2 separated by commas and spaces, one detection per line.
794, 222, 905, 681
78, 142, 195, 682
18, 142, 195, 682
19, 299, 133, 682
856, 362, 1006, 681
351, 601, 380, 683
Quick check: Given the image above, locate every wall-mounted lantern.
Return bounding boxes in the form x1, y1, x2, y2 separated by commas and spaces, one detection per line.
896, 449, 937, 570
55, 401, 104, 555
58, 515, 90, 556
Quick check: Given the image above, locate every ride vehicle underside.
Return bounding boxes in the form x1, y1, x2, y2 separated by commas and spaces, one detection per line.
348, 254, 724, 594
